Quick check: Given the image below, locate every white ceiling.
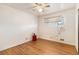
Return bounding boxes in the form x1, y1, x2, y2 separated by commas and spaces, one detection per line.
3, 3, 76, 16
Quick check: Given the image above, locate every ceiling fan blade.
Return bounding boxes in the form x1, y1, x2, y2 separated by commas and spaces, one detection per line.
25, 3, 50, 12
46, 5, 50, 7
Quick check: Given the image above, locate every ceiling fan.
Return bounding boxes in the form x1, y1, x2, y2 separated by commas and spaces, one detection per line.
32, 3, 50, 12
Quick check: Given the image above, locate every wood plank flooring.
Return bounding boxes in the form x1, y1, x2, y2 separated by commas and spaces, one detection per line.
0, 39, 77, 55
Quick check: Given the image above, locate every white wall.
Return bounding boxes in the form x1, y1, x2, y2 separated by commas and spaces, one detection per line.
0, 4, 38, 51
75, 4, 79, 52
39, 9, 75, 45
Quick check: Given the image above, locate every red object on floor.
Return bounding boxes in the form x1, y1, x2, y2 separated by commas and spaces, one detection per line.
32, 33, 37, 41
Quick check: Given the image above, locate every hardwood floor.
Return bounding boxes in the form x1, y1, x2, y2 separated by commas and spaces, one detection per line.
0, 39, 77, 55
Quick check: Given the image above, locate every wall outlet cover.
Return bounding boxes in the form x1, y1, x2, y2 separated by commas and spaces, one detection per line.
60, 39, 64, 41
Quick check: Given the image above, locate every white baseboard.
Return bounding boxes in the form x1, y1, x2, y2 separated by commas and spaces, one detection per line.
0, 39, 31, 51
39, 37, 75, 46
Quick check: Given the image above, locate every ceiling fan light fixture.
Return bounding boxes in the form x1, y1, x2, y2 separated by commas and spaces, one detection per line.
38, 8, 43, 12
33, 3, 50, 13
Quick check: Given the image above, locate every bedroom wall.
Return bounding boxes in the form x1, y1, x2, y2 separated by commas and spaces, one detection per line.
75, 4, 79, 52
0, 4, 38, 51
38, 8, 75, 45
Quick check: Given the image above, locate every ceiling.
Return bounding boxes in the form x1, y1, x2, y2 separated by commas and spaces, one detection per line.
3, 3, 76, 16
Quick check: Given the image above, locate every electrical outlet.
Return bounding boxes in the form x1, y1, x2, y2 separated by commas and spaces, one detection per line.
60, 39, 64, 41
